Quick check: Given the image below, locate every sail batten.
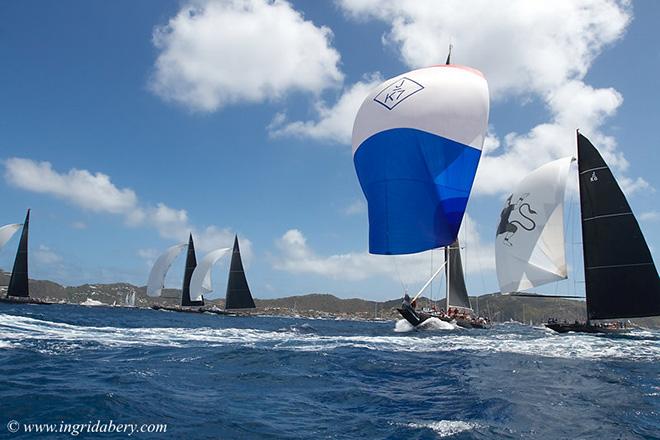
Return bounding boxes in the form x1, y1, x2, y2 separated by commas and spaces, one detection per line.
577, 133, 660, 320
225, 236, 256, 310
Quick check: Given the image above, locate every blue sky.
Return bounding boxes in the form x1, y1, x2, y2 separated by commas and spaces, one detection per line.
0, 0, 658, 301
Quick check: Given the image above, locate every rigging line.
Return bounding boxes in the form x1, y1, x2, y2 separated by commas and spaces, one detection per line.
393, 255, 407, 295
430, 248, 434, 305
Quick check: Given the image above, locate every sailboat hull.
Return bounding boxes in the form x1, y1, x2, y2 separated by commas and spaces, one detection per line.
0, 296, 51, 305
397, 306, 428, 327
397, 306, 490, 329
151, 304, 203, 314
545, 322, 628, 334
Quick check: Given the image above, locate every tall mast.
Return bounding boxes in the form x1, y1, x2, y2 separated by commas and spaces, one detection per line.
445, 245, 450, 312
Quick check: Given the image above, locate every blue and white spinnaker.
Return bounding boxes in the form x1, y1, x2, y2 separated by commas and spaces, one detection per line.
352, 65, 489, 254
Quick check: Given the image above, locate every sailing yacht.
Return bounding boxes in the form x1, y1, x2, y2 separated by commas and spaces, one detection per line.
495, 132, 660, 333
0, 210, 48, 304
194, 235, 257, 315
147, 233, 205, 312
397, 239, 489, 328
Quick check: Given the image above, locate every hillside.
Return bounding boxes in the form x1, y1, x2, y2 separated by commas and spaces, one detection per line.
1, 271, 658, 327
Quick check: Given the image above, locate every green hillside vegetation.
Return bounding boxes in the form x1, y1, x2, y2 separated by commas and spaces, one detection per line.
1, 271, 658, 327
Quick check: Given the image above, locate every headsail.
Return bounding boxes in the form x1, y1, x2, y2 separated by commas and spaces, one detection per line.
495, 157, 573, 293
225, 236, 256, 310
0, 223, 22, 251
181, 234, 203, 307
352, 64, 489, 255
189, 247, 231, 302
577, 133, 660, 319
446, 240, 471, 309
146, 243, 187, 297
7, 210, 30, 298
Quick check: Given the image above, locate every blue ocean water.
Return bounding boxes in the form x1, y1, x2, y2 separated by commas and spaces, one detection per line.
0, 304, 658, 439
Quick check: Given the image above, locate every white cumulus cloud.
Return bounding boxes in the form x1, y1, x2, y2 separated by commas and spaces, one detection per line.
332, 0, 647, 197
268, 76, 382, 144
150, 0, 343, 111
34, 245, 62, 265
273, 214, 493, 284
4, 158, 137, 214
4, 158, 252, 258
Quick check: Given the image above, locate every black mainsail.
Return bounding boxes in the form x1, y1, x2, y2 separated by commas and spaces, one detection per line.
225, 235, 255, 310
578, 132, 660, 320
445, 239, 471, 310
181, 233, 204, 307
7, 209, 30, 298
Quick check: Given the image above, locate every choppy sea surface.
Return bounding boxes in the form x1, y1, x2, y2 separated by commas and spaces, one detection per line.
0, 303, 658, 439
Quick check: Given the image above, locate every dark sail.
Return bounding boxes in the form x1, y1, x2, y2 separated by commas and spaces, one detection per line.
445, 239, 471, 309
225, 235, 256, 310
578, 132, 660, 320
181, 234, 204, 307
7, 209, 30, 298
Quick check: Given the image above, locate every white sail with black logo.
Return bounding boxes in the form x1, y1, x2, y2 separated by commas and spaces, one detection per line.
495, 157, 573, 293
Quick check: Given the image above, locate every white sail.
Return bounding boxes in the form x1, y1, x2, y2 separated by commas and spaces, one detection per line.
146, 243, 187, 297
495, 157, 574, 293
189, 247, 231, 301
0, 223, 22, 251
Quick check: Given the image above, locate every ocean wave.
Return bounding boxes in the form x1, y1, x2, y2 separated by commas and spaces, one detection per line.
406, 420, 479, 438
0, 313, 658, 362
394, 317, 457, 333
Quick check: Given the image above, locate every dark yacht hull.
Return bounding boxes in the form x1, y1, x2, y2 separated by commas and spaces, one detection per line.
151, 305, 203, 314
396, 306, 429, 327
545, 322, 628, 334
0, 296, 51, 305
397, 306, 490, 329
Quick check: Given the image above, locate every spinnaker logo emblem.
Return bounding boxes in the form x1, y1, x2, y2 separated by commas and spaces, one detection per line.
373, 77, 424, 110
496, 193, 537, 247
590, 172, 598, 182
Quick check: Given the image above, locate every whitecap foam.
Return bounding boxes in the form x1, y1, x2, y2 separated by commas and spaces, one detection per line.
0, 340, 16, 349
407, 420, 478, 438
417, 317, 457, 331
394, 317, 456, 333
394, 319, 415, 333
0, 313, 658, 361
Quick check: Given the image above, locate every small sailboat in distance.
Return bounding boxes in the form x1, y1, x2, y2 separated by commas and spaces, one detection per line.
0, 210, 49, 305
148, 234, 205, 312
495, 132, 660, 333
